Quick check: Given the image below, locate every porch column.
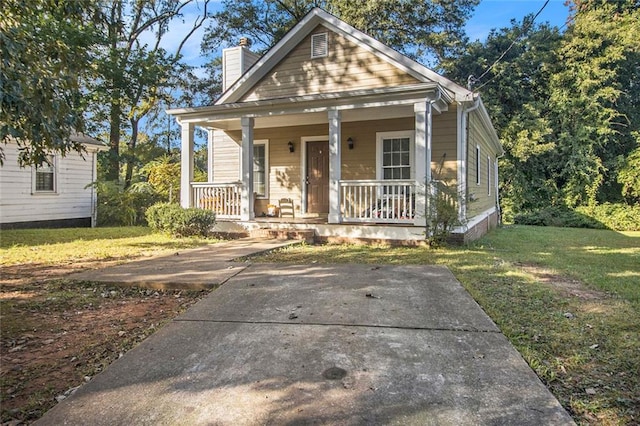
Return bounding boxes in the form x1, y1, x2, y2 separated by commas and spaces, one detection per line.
328, 109, 342, 223
414, 101, 432, 227
180, 121, 195, 208
240, 117, 254, 221
207, 129, 214, 182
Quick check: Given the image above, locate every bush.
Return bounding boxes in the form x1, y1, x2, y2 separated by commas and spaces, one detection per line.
576, 203, 640, 231
146, 203, 216, 237
93, 181, 161, 226
513, 206, 605, 229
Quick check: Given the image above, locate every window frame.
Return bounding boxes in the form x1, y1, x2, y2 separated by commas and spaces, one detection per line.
487, 155, 491, 196
252, 139, 269, 199
475, 145, 481, 186
376, 130, 415, 181
32, 154, 57, 194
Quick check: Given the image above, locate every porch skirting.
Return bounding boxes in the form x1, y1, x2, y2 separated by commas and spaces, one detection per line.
209, 207, 500, 246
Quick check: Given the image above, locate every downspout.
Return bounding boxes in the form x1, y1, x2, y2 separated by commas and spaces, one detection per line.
460, 96, 481, 224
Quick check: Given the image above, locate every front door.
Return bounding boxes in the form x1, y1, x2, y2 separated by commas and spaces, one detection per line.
306, 141, 329, 214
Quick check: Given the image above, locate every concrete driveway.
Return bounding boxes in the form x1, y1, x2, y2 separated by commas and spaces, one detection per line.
37, 262, 574, 425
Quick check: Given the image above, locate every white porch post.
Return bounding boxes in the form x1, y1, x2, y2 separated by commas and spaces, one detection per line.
180, 121, 195, 208
328, 109, 342, 223
414, 101, 432, 227
240, 117, 254, 221
207, 129, 214, 182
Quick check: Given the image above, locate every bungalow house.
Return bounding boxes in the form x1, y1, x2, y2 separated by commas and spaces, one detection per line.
0, 134, 108, 229
168, 8, 503, 244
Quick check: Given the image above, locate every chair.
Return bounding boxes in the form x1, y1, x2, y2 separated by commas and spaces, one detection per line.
279, 198, 295, 218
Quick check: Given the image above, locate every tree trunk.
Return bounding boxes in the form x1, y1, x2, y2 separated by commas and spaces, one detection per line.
106, 99, 121, 181
124, 117, 139, 188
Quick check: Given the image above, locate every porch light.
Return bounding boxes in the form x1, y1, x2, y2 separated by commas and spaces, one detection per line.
288, 141, 295, 153
347, 137, 354, 150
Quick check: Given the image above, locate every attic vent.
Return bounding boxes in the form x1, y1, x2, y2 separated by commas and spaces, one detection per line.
311, 32, 328, 58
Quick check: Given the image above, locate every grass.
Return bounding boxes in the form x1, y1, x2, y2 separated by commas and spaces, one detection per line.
0, 226, 214, 266
255, 226, 640, 425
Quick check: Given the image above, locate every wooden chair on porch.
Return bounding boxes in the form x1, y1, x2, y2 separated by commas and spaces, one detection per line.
279, 198, 295, 218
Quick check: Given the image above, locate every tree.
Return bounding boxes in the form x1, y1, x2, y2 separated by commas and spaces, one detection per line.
549, 1, 640, 206
441, 19, 563, 217
202, 0, 479, 66
89, 0, 211, 184
0, 0, 99, 166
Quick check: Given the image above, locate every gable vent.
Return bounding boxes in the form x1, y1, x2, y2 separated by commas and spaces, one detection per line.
311, 32, 328, 58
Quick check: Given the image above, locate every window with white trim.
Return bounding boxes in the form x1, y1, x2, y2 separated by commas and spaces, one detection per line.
311, 32, 328, 58
33, 155, 56, 193
377, 131, 414, 181
475, 145, 481, 185
487, 155, 491, 195
253, 141, 268, 198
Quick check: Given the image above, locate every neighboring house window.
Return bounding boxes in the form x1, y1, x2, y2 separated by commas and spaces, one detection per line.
475, 145, 481, 185
377, 131, 413, 181
33, 155, 56, 193
311, 32, 328, 58
253, 141, 268, 198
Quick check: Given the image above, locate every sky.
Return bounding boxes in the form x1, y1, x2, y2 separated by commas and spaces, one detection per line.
466, 0, 570, 41
160, 0, 572, 75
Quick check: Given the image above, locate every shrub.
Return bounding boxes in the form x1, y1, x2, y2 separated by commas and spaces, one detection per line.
92, 181, 161, 226
513, 206, 604, 229
146, 203, 216, 237
576, 203, 640, 231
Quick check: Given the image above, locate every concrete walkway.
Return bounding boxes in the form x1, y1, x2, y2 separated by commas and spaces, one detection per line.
66, 237, 301, 290
38, 241, 574, 425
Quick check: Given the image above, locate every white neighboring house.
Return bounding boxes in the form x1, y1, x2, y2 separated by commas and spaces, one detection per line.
0, 134, 108, 229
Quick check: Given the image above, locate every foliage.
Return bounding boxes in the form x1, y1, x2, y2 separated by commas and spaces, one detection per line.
576, 203, 640, 231
202, 0, 478, 67
88, 0, 211, 183
93, 181, 161, 226
549, 3, 640, 207
0, 0, 99, 166
140, 154, 181, 200
617, 138, 640, 204
513, 206, 604, 229
425, 180, 464, 246
146, 202, 216, 237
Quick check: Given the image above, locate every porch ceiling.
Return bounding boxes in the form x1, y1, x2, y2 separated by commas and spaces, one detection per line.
206, 104, 416, 131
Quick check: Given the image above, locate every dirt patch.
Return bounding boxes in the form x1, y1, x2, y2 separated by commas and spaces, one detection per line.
0, 260, 207, 424
516, 263, 607, 300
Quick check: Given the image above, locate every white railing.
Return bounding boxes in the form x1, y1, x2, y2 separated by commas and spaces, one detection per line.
340, 180, 416, 224
192, 182, 242, 219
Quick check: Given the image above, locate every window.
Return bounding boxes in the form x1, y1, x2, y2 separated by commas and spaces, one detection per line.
377, 131, 413, 182
487, 155, 491, 195
311, 32, 328, 58
34, 155, 56, 193
475, 145, 481, 185
253, 141, 268, 198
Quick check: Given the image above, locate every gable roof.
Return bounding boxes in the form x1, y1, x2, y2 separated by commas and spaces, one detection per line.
215, 7, 474, 105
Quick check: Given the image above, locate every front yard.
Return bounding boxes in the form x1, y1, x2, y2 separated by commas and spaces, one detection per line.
0, 228, 213, 423
1, 225, 638, 424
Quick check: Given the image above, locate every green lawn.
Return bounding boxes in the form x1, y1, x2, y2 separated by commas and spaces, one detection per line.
0, 227, 213, 266
256, 226, 640, 425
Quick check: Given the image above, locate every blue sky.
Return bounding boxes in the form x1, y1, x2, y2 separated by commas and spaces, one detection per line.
466, 0, 570, 41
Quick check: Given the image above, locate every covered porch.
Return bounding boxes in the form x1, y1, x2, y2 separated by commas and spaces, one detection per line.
171, 83, 453, 229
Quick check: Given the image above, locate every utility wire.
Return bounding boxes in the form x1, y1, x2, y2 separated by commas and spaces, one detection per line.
470, 0, 550, 89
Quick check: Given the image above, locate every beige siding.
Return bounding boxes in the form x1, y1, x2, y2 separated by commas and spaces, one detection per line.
467, 111, 498, 217
241, 25, 420, 101
0, 143, 96, 224
211, 114, 459, 215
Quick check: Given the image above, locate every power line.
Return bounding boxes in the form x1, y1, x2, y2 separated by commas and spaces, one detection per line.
470, 0, 550, 89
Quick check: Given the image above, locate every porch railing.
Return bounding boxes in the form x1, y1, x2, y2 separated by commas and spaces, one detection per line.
192, 182, 242, 219
340, 179, 416, 224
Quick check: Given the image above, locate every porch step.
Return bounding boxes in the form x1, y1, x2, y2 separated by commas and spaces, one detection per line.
249, 228, 316, 244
